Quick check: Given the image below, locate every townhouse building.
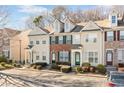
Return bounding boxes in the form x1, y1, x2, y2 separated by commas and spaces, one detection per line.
26, 28, 50, 64
26, 10, 124, 67
0, 28, 21, 58
104, 11, 124, 66
50, 17, 104, 67
10, 30, 31, 63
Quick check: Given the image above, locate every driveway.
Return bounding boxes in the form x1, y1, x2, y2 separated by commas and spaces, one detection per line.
0, 68, 107, 87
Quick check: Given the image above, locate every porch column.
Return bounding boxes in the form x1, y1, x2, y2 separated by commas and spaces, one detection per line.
30, 50, 32, 64
71, 51, 75, 67
80, 51, 83, 67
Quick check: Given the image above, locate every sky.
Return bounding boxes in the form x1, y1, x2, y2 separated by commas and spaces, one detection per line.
3, 5, 97, 30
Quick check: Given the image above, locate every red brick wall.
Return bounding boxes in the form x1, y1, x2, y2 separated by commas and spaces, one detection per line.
105, 31, 124, 66
50, 44, 73, 63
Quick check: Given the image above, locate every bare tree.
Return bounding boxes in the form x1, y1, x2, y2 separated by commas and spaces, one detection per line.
0, 6, 9, 28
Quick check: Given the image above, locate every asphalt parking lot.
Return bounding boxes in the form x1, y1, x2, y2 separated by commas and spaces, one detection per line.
0, 68, 107, 87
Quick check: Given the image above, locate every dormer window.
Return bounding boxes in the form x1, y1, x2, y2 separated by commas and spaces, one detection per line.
112, 16, 116, 23
65, 23, 70, 32
53, 20, 60, 32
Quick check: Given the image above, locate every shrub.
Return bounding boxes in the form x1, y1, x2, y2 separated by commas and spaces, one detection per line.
31, 62, 47, 67
51, 64, 61, 70
82, 62, 91, 67
81, 63, 91, 72
12, 62, 22, 68
36, 65, 42, 70
90, 66, 96, 72
32, 65, 37, 69
61, 66, 71, 73
82, 66, 90, 72
0, 65, 5, 70
75, 66, 82, 73
4, 64, 14, 69
0, 62, 6, 66
8, 60, 12, 64
96, 64, 106, 74
0, 56, 7, 62
56, 62, 71, 66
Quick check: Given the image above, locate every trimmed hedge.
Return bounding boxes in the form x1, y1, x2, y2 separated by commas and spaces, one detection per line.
75, 66, 82, 73
82, 63, 91, 67
36, 65, 42, 70
56, 62, 71, 66
30, 62, 47, 67
51, 64, 61, 70
60, 66, 71, 73
96, 64, 106, 74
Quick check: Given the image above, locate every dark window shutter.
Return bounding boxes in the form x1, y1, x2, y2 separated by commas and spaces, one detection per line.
71, 35, 72, 44
63, 36, 66, 44
55, 36, 58, 44
105, 32, 107, 41
114, 31, 116, 41
117, 30, 120, 41
58, 52, 59, 62
69, 51, 70, 62
50, 37, 51, 44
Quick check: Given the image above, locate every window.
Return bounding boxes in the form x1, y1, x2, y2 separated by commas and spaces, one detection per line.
59, 36, 63, 44
51, 37, 55, 44
107, 32, 114, 41
59, 51, 69, 62
118, 49, 124, 63
42, 56, 46, 60
112, 16, 116, 23
73, 34, 80, 44
66, 35, 71, 44
42, 40, 46, 44
30, 41, 33, 45
88, 52, 98, 64
65, 23, 70, 32
54, 22, 60, 32
120, 31, 124, 40
36, 41, 39, 45
85, 34, 97, 43
36, 56, 39, 60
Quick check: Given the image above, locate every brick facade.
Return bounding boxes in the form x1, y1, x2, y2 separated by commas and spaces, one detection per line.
50, 44, 73, 63
105, 30, 124, 66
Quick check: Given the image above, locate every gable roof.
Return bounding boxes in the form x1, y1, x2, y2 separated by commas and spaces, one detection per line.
1, 28, 21, 37
28, 27, 50, 36
81, 21, 103, 31
71, 25, 84, 32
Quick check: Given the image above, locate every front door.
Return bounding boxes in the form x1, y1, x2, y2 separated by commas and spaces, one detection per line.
52, 52, 56, 64
75, 52, 80, 65
106, 50, 113, 66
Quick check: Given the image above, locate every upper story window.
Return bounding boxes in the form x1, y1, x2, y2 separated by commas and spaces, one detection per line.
112, 16, 116, 23
54, 21, 60, 32
66, 35, 71, 44
120, 31, 124, 40
42, 40, 46, 44
36, 41, 40, 45
107, 32, 114, 41
73, 34, 80, 44
59, 36, 63, 44
65, 23, 70, 32
30, 41, 33, 45
85, 34, 97, 43
51, 37, 55, 44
